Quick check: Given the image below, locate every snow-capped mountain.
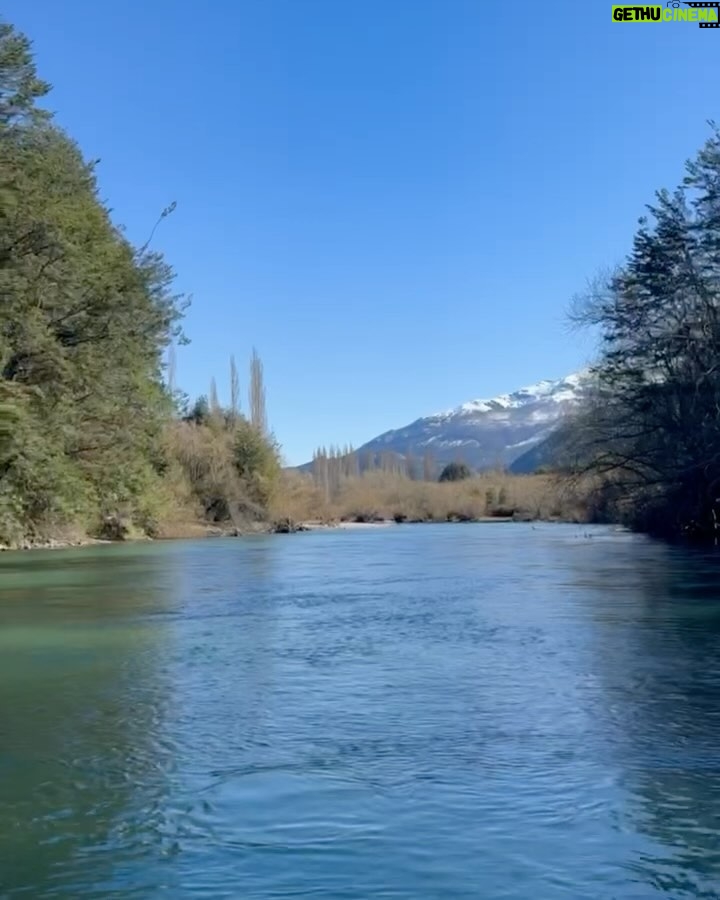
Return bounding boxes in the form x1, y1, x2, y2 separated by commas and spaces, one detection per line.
354, 372, 589, 472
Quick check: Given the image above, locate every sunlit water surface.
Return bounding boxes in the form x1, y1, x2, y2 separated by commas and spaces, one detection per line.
2, 524, 720, 898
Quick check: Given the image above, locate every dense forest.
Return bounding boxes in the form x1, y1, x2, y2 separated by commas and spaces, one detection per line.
0, 22, 281, 546
550, 125, 720, 542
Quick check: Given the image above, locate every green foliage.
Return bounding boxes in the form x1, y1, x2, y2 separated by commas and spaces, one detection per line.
438, 462, 472, 483
570, 125, 720, 540
167, 410, 281, 525
186, 395, 210, 425
0, 21, 185, 543
233, 420, 281, 506
0, 19, 288, 545
0, 21, 50, 128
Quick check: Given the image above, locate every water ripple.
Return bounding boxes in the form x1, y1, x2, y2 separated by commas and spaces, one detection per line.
2, 525, 720, 898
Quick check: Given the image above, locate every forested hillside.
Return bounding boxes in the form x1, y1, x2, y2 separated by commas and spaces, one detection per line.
0, 22, 280, 546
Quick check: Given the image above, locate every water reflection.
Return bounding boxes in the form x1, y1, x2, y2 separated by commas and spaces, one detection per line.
564, 536, 720, 897
0, 545, 177, 897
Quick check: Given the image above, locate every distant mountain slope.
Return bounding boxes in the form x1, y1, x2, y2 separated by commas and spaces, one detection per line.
508, 427, 571, 474
351, 372, 588, 472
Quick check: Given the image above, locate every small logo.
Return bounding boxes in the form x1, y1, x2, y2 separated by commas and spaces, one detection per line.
612, 2, 720, 26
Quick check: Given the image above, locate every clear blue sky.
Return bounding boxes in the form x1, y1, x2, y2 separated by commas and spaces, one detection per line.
5, 1, 719, 464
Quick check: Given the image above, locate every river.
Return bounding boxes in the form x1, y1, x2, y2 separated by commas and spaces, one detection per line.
1, 523, 720, 898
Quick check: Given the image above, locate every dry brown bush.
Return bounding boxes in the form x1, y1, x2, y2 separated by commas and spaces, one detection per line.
271, 470, 589, 525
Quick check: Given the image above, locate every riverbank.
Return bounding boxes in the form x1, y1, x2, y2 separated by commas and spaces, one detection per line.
0, 454, 588, 552
0, 513, 557, 551
0, 468, 587, 551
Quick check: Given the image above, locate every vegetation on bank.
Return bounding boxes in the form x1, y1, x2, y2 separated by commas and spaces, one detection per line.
0, 23, 281, 547
161, 353, 282, 536
272, 466, 587, 526
552, 125, 720, 541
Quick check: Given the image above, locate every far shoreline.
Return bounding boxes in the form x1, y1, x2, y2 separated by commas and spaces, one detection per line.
0, 515, 573, 552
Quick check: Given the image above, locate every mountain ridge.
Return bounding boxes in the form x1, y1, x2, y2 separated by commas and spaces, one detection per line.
303, 371, 589, 473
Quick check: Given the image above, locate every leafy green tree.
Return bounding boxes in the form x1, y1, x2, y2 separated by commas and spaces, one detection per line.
186, 396, 210, 425
233, 418, 281, 507
0, 21, 184, 542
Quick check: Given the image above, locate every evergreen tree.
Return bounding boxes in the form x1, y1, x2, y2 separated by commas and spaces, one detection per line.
0, 23, 50, 128
439, 462, 472, 482
570, 126, 720, 538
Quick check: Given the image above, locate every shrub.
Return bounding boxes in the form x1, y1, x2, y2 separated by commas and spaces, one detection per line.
438, 462, 472, 482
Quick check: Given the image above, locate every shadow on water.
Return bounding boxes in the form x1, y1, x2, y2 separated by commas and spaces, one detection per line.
0, 544, 179, 897
563, 535, 720, 898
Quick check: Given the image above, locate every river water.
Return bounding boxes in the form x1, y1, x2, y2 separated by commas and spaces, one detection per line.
1, 523, 720, 898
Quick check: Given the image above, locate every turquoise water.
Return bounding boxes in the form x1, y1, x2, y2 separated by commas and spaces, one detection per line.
1, 523, 720, 898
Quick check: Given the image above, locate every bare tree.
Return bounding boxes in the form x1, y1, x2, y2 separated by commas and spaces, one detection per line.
348, 448, 360, 478
249, 347, 268, 434
423, 451, 434, 482
167, 343, 176, 396
405, 447, 417, 480
312, 447, 330, 503
209, 377, 220, 417
230, 354, 240, 423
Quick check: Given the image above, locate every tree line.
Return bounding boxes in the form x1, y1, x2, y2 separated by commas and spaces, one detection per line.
555, 124, 720, 541
310, 445, 446, 500
0, 22, 280, 545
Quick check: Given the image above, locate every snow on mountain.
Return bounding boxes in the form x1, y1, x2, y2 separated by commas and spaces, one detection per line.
354, 371, 589, 472
434, 372, 587, 418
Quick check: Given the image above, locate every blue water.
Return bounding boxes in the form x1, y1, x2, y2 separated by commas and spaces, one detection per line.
2, 523, 720, 898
